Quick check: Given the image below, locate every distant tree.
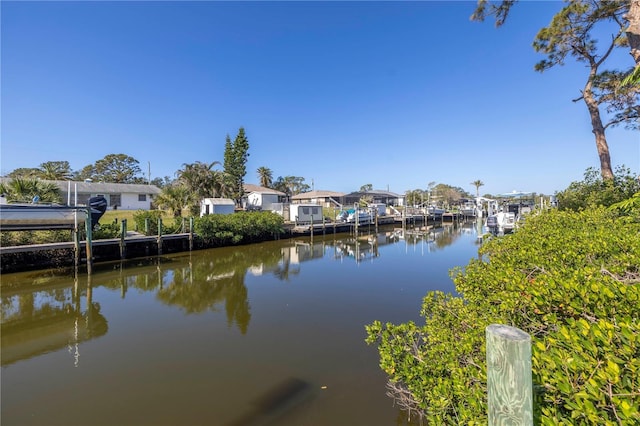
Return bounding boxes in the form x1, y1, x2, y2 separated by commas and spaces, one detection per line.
405, 189, 425, 207
471, 180, 484, 197
272, 176, 310, 197
37, 161, 72, 180
223, 128, 250, 204
556, 165, 640, 210
473, 0, 639, 181
92, 154, 143, 183
257, 166, 273, 188
73, 164, 97, 181
360, 183, 373, 192
7, 168, 40, 178
432, 183, 464, 208
0, 177, 61, 203
150, 176, 173, 188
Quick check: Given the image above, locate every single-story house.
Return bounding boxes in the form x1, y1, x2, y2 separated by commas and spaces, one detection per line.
0, 178, 162, 210
344, 190, 405, 207
56, 180, 161, 210
290, 190, 345, 209
200, 198, 236, 216
289, 203, 324, 224
242, 184, 287, 211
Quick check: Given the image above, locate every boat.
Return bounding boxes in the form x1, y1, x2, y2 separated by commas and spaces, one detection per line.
0, 196, 107, 231
426, 206, 445, 218
337, 208, 373, 225
486, 211, 516, 234
460, 200, 478, 217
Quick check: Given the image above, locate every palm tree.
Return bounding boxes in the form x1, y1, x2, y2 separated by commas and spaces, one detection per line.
257, 166, 273, 188
177, 161, 229, 203
37, 161, 72, 180
471, 180, 484, 198
153, 184, 191, 217
0, 177, 62, 203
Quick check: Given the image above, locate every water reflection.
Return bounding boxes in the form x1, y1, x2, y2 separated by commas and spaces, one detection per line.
1, 222, 480, 367
1, 276, 108, 367
1, 221, 487, 426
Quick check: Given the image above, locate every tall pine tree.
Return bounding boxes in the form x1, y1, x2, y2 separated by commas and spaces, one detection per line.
223, 127, 250, 205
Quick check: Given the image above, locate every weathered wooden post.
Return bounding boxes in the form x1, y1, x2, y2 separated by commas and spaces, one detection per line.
189, 217, 194, 251
84, 212, 93, 275
157, 217, 163, 255
145, 218, 150, 235
120, 219, 127, 259
74, 225, 81, 269
486, 324, 533, 426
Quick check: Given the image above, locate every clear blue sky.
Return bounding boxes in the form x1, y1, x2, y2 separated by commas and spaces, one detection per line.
2, 1, 638, 196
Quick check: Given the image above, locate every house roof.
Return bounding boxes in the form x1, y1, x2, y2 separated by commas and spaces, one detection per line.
202, 198, 235, 205
345, 189, 403, 198
243, 184, 286, 196
0, 178, 162, 195
291, 190, 346, 199
51, 180, 162, 195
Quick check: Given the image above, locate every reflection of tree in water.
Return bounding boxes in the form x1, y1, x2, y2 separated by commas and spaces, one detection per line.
153, 243, 287, 334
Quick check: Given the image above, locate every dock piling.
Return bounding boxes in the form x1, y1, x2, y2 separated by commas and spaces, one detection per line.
486, 324, 533, 425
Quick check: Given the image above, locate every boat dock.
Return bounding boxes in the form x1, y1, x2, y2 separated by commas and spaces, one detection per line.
288, 213, 460, 235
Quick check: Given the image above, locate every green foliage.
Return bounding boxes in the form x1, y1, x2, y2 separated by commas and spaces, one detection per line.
272, 176, 310, 197
257, 166, 273, 188
556, 166, 640, 211
223, 127, 250, 204
92, 223, 120, 239
1, 230, 73, 246
93, 153, 143, 183
132, 210, 179, 235
37, 161, 72, 180
366, 207, 640, 424
194, 211, 284, 246
0, 177, 62, 203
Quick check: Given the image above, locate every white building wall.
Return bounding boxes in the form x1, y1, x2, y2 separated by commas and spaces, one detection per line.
120, 193, 153, 210
291, 204, 323, 223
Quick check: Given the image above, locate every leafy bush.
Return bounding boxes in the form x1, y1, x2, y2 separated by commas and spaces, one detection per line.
131, 210, 180, 235
194, 211, 284, 246
92, 223, 120, 239
366, 207, 640, 424
556, 166, 640, 211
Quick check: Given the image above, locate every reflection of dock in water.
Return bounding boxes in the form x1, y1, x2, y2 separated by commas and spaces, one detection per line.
1, 280, 108, 366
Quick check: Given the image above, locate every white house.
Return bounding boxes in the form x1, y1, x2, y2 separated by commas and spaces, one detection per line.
200, 198, 236, 216
242, 184, 286, 211
0, 179, 162, 210
289, 203, 323, 224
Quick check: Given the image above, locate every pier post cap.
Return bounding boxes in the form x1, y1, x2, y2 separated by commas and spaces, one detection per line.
486, 324, 530, 342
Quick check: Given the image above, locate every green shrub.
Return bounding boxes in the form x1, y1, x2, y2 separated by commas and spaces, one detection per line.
194, 211, 284, 246
131, 210, 180, 235
366, 207, 640, 424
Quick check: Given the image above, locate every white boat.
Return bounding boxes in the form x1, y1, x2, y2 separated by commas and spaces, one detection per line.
426, 206, 445, 217
337, 208, 373, 225
0, 196, 107, 231
486, 211, 516, 234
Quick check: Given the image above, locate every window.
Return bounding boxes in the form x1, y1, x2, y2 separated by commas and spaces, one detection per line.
302, 207, 309, 215
109, 194, 121, 207
138, 194, 147, 202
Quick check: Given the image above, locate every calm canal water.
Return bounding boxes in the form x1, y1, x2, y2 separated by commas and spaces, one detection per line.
1, 220, 483, 426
